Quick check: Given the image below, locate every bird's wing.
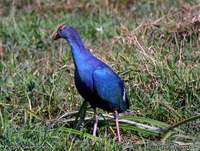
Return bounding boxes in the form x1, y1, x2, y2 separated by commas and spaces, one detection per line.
92, 67, 126, 110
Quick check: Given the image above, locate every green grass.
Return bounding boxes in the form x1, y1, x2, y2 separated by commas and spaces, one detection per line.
0, 0, 200, 150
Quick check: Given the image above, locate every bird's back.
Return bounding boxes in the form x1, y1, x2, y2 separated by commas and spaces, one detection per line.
92, 64, 129, 112
73, 52, 129, 112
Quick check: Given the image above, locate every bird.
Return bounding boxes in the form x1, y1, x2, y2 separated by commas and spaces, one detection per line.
52, 24, 129, 142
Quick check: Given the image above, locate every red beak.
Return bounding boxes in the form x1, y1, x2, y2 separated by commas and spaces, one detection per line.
52, 31, 60, 40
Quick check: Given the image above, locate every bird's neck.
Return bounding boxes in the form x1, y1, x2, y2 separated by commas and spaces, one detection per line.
66, 37, 92, 68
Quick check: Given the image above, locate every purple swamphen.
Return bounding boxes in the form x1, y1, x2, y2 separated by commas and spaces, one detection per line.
52, 24, 129, 142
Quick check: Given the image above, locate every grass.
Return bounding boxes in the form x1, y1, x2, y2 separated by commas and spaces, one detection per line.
0, 0, 200, 150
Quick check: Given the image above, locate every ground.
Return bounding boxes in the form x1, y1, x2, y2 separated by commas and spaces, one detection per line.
0, 0, 200, 150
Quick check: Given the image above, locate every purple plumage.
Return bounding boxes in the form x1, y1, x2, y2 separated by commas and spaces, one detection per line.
52, 24, 129, 142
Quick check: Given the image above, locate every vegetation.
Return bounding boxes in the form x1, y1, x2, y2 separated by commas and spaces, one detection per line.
0, 0, 199, 150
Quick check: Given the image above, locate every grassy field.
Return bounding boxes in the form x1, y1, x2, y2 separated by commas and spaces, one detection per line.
0, 0, 200, 150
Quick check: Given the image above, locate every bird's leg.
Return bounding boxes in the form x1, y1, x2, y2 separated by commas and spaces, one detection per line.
73, 100, 88, 130
92, 109, 98, 137
114, 110, 121, 143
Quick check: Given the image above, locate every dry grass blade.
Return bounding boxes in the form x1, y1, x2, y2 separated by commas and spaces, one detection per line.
0, 40, 4, 58
51, 110, 164, 134
132, 35, 157, 65
162, 114, 200, 134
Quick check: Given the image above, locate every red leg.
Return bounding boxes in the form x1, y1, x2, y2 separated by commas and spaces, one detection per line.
114, 110, 121, 142
93, 110, 98, 136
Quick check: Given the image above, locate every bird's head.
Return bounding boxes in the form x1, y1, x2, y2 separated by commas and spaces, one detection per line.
52, 24, 77, 40
52, 24, 85, 49
52, 24, 70, 40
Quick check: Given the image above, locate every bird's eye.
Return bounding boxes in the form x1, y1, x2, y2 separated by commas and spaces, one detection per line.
58, 24, 65, 32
